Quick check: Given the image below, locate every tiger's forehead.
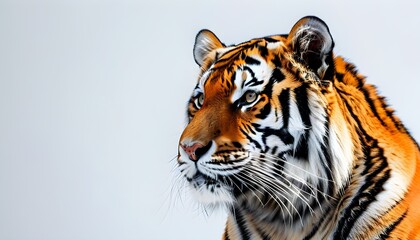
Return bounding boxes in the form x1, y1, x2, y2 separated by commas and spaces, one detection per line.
214, 38, 286, 69
199, 57, 271, 98
198, 38, 287, 99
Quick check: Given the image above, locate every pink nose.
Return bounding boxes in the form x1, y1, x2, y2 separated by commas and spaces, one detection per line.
180, 143, 204, 161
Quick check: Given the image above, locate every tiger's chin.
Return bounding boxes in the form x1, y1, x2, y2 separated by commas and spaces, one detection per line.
188, 174, 234, 206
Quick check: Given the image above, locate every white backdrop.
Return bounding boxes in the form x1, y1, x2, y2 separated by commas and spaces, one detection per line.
0, 0, 419, 239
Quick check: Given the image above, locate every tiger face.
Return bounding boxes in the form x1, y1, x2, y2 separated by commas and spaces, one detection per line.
177, 17, 353, 218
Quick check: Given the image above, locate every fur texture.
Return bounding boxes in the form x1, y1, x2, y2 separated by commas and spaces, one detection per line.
177, 16, 420, 239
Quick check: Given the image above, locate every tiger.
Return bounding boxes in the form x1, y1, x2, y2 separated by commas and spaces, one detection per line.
176, 16, 420, 239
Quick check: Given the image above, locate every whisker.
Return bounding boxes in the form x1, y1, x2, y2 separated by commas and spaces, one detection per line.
250, 155, 336, 214
237, 170, 290, 221
255, 152, 334, 183
250, 159, 316, 196
245, 164, 316, 217
252, 153, 337, 203
235, 172, 266, 206
168, 155, 179, 163
241, 167, 303, 225
251, 156, 336, 201
199, 163, 290, 220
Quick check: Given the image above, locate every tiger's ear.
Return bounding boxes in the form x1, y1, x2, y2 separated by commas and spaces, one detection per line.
287, 16, 335, 80
193, 29, 225, 67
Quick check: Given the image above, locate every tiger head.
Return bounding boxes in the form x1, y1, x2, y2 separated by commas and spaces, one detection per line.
177, 16, 353, 218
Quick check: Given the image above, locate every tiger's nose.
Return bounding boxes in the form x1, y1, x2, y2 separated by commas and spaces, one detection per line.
180, 142, 212, 161
180, 142, 203, 161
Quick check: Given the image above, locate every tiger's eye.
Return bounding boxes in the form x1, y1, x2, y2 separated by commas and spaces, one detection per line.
245, 91, 257, 103
197, 93, 204, 107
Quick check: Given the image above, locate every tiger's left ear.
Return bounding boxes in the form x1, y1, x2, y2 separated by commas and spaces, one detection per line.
193, 29, 225, 67
287, 16, 335, 80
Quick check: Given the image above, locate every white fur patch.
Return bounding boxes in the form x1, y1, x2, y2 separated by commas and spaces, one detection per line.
189, 182, 234, 205
231, 55, 272, 105
266, 41, 283, 50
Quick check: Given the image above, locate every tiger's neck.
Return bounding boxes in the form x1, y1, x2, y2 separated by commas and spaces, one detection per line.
329, 57, 419, 239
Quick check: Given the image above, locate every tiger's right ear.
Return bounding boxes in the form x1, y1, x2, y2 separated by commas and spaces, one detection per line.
193, 29, 225, 67
286, 16, 335, 80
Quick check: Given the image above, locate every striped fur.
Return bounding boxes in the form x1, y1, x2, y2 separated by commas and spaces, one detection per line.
177, 16, 420, 239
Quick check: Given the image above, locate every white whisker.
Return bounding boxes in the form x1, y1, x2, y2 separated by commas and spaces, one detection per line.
251, 156, 336, 201
256, 152, 334, 183
241, 167, 303, 225
237, 170, 290, 223
246, 164, 315, 215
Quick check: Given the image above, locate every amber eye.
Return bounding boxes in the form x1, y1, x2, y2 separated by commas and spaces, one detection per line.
195, 93, 204, 108
244, 91, 258, 104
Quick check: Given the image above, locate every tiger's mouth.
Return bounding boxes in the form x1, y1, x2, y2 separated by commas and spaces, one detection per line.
187, 172, 218, 186
179, 150, 253, 205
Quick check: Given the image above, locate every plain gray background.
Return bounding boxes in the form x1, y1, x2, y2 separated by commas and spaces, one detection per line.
0, 0, 419, 239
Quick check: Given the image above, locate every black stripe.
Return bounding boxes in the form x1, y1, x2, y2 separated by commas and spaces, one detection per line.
232, 141, 242, 149
244, 56, 261, 65
263, 37, 278, 43
360, 87, 387, 127
255, 98, 271, 119
321, 117, 335, 195
257, 44, 268, 58
293, 85, 311, 160
294, 84, 312, 129
270, 146, 278, 155
212, 57, 233, 70
245, 123, 256, 135
278, 89, 294, 145
240, 128, 262, 149
272, 54, 282, 68
233, 208, 251, 240
279, 89, 290, 127
344, 62, 364, 88
245, 77, 264, 87
378, 210, 407, 239
335, 72, 344, 82
303, 207, 332, 240
239, 51, 246, 61
261, 75, 274, 98
278, 128, 294, 145
271, 68, 285, 83
226, 71, 235, 90
224, 230, 230, 240
241, 66, 256, 88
